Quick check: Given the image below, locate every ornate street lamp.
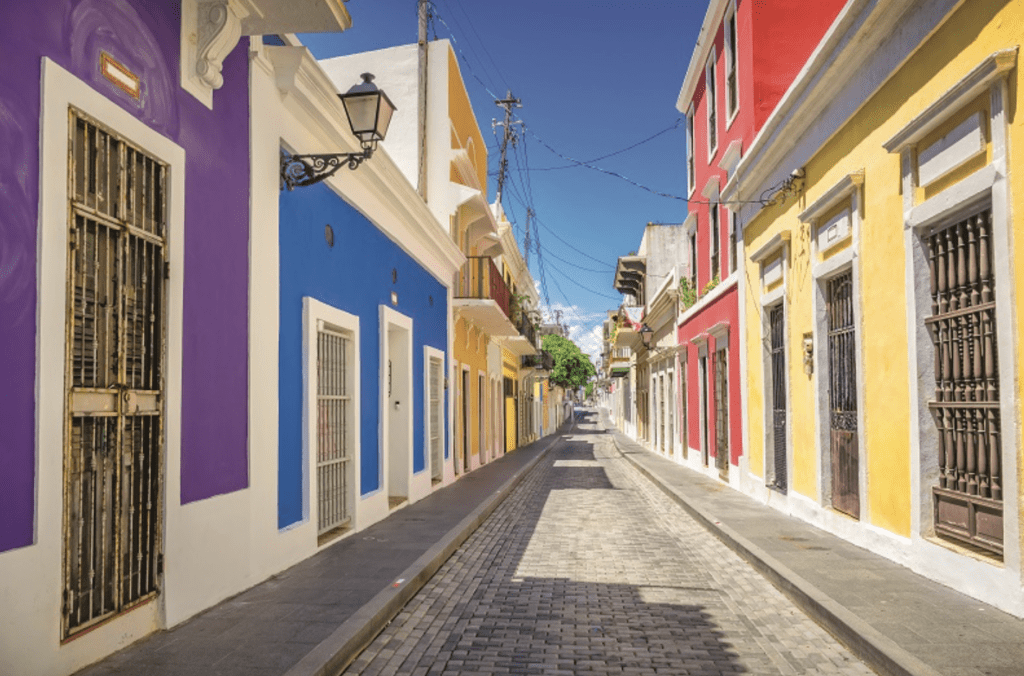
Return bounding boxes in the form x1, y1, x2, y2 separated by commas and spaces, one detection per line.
281, 73, 397, 190
639, 323, 654, 349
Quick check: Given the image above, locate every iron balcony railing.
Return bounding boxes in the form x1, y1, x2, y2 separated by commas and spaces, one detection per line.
517, 313, 537, 347
456, 256, 511, 319
522, 350, 555, 371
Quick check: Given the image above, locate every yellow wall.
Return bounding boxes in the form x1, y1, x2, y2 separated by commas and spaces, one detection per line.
454, 318, 490, 459
742, 0, 1020, 538
447, 47, 487, 190
503, 349, 518, 451
543, 380, 550, 432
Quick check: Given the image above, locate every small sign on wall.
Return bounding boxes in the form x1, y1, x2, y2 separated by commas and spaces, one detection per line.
101, 52, 141, 100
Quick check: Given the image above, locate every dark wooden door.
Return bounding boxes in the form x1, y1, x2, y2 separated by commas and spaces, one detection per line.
769, 305, 787, 493
927, 211, 1003, 556
714, 348, 729, 478
828, 272, 859, 518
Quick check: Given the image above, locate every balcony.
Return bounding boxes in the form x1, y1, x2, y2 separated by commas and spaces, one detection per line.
453, 257, 519, 338
504, 311, 538, 357
522, 350, 554, 371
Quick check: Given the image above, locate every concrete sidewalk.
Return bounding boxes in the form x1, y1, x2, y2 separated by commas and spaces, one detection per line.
75, 423, 569, 676
607, 419, 1024, 676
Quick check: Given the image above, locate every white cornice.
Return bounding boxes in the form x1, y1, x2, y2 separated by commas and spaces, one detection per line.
678, 273, 737, 326
749, 230, 791, 263
725, 0, 958, 216
676, 0, 731, 111
718, 139, 743, 177
274, 45, 465, 282
683, 212, 697, 234
883, 47, 1018, 153
702, 174, 721, 199
798, 170, 864, 224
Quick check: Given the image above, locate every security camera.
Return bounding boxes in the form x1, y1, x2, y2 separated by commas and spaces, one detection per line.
791, 168, 806, 180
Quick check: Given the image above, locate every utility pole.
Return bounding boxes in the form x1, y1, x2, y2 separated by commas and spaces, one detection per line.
524, 208, 534, 268
492, 90, 521, 211
417, 0, 429, 200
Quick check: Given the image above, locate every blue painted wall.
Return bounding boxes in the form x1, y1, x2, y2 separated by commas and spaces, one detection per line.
278, 180, 448, 529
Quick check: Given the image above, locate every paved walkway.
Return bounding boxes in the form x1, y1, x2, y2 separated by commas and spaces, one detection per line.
75, 406, 1024, 676
75, 424, 569, 676
606, 411, 1024, 676
345, 409, 873, 675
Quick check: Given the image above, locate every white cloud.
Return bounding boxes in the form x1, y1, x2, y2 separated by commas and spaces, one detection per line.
538, 299, 607, 364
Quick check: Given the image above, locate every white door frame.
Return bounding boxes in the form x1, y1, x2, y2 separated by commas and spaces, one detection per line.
380, 306, 413, 507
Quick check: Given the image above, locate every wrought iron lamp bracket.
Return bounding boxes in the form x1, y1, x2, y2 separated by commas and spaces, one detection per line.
280, 147, 374, 191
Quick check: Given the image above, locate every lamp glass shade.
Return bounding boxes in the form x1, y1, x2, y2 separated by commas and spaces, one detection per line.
374, 94, 395, 141
341, 92, 381, 142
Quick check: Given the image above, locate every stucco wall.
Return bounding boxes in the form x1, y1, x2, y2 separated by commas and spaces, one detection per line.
277, 181, 448, 528
0, 0, 250, 548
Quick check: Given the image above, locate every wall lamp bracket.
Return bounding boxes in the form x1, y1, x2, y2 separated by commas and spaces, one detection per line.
280, 147, 374, 191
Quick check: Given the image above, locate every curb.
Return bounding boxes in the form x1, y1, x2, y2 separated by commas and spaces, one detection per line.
284, 420, 573, 676
610, 432, 942, 676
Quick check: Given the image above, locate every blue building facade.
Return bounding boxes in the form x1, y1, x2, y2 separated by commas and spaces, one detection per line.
278, 181, 449, 529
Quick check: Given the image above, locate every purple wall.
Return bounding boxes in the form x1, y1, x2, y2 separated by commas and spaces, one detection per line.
0, 0, 250, 553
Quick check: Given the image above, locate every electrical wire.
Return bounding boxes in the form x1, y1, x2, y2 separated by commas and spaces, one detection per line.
523, 119, 684, 172
525, 124, 767, 207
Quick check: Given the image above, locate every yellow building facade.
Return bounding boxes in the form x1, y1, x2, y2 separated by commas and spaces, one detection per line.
726, 0, 1024, 615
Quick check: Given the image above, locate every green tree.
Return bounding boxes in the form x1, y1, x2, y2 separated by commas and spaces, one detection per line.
542, 334, 596, 390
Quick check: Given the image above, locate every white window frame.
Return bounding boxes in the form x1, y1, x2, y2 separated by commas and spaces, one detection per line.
706, 46, 718, 161
35, 57, 187, 641
799, 174, 867, 520
724, 0, 740, 126
886, 49, 1019, 568
686, 106, 696, 196
303, 298, 361, 536
424, 345, 445, 484
751, 234, 791, 493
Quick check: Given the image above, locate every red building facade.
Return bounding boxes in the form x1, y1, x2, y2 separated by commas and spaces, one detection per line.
675, 0, 844, 478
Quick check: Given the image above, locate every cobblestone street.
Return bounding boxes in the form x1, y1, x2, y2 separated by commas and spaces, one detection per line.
344, 413, 875, 676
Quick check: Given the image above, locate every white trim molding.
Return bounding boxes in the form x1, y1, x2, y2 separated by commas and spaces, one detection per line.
883, 47, 1017, 154
180, 0, 352, 108
303, 298, 361, 540
798, 171, 864, 225
896, 48, 1020, 609
19, 58, 187, 672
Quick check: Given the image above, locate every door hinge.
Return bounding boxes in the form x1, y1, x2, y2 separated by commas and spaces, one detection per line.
163, 261, 170, 280
156, 552, 164, 576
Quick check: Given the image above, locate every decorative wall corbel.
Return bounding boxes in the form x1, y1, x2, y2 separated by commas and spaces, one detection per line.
195, 0, 247, 90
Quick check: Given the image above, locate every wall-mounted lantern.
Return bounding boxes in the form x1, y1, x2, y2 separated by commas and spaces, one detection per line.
281, 73, 396, 190
802, 332, 814, 375
639, 323, 654, 349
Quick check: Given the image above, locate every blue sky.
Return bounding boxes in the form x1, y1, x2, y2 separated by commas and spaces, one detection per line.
302, 0, 708, 361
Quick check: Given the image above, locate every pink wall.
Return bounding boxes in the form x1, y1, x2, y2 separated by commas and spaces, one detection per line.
678, 285, 741, 466
751, 0, 845, 130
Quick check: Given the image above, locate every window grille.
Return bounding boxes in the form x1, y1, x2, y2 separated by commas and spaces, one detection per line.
769, 305, 787, 492
926, 209, 1002, 556
429, 357, 443, 483
63, 109, 166, 637
827, 271, 859, 518
317, 327, 353, 536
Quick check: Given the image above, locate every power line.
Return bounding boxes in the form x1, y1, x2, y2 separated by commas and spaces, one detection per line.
520, 119, 684, 172
547, 261, 623, 301
525, 125, 767, 206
